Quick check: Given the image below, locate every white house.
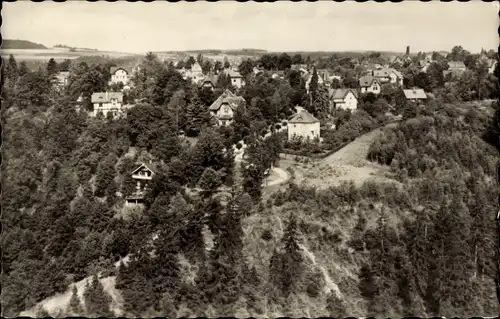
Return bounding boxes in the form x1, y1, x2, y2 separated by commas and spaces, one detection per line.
288, 110, 320, 141
125, 163, 156, 207
209, 89, 246, 127
329, 88, 358, 111
185, 62, 204, 84
91, 92, 124, 118
224, 69, 245, 88
54, 71, 70, 88
109, 67, 131, 87
359, 76, 381, 94
403, 88, 427, 103
373, 68, 403, 86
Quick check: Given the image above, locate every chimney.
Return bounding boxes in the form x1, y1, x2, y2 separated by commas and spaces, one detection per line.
406, 46, 410, 55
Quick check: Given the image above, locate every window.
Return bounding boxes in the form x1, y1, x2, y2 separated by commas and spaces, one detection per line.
99, 103, 103, 107
311, 130, 315, 136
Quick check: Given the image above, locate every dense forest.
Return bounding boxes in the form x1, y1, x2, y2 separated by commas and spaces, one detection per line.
2, 39, 48, 50
1, 49, 499, 317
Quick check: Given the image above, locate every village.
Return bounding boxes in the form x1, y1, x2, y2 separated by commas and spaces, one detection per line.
45, 45, 499, 208
2, 1, 500, 318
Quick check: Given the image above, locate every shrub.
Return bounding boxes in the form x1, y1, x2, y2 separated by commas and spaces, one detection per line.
261, 229, 273, 241
236, 142, 243, 150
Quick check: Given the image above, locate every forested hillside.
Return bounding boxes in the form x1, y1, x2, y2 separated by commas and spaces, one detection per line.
2, 39, 48, 49
1, 51, 499, 317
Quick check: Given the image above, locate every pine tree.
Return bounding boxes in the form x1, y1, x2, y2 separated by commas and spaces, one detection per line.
47, 58, 58, 76
270, 213, 304, 297
83, 275, 113, 317
68, 285, 84, 315
5, 54, 18, 85
185, 96, 210, 137
198, 167, 222, 198
18, 61, 29, 77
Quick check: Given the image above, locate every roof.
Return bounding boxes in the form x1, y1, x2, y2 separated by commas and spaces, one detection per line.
329, 88, 358, 100
110, 66, 131, 74
191, 62, 202, 72
209, 89, 245, 111
224, 69, 242, 78
91, 92, 123, 103
197, 75, 218, 88
359, 75, 379, 87
131, 163, 158, 175
447, 61, 466, 69
289, 110, 319, 124
403, 89, 427, 100
374, 68, 402, 79
57, 71, 70, 77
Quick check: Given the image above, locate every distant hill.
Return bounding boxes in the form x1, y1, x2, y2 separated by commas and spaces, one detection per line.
2, 39, 47, 50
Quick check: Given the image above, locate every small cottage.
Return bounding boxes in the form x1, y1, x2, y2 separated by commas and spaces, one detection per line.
91, 92, 124, 118
359, 76, 381, 95
403, 88, 427, 103
288, 110, 320, 141
125, 163, 156, 207
329, 88, 358, 111
224, 69, 245, 88
209, 89, 246, 127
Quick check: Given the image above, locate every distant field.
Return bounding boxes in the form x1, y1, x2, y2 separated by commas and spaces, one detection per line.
1, 48, 140, 61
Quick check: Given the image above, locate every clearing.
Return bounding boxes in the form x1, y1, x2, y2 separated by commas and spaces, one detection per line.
277, 122, 400, 191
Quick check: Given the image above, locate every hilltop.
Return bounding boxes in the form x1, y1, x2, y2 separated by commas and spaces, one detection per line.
2, 39, 48, 50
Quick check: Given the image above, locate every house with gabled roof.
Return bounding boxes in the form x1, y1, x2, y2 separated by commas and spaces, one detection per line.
184, 62, 204, 84
403, 88, 427, 103
198, 75, 218, 91
359, 76, 381, 95
209, 89, 246, 127
109, 67, 132, 87
125, 163, 157, 206
91, 92, 124, 118
329, 88, 358, 111
223, 69, 245, 88
288, 110, 320, 141
373, 68, 403, 86
443, 61, 467, 77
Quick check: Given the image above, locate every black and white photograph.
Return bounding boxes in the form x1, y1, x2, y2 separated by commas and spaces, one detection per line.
1, 1, 500, 317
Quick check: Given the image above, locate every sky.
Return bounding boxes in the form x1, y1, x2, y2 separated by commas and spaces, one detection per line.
2, 1, 499, 54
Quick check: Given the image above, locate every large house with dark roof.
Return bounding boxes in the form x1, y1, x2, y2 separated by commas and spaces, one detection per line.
209, 89, 246, 127
91, 92, 124, 118
359, 76, 381, 94
288, 110, 320, 141
329, 88, 358, 111
198, 75, 218, 91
